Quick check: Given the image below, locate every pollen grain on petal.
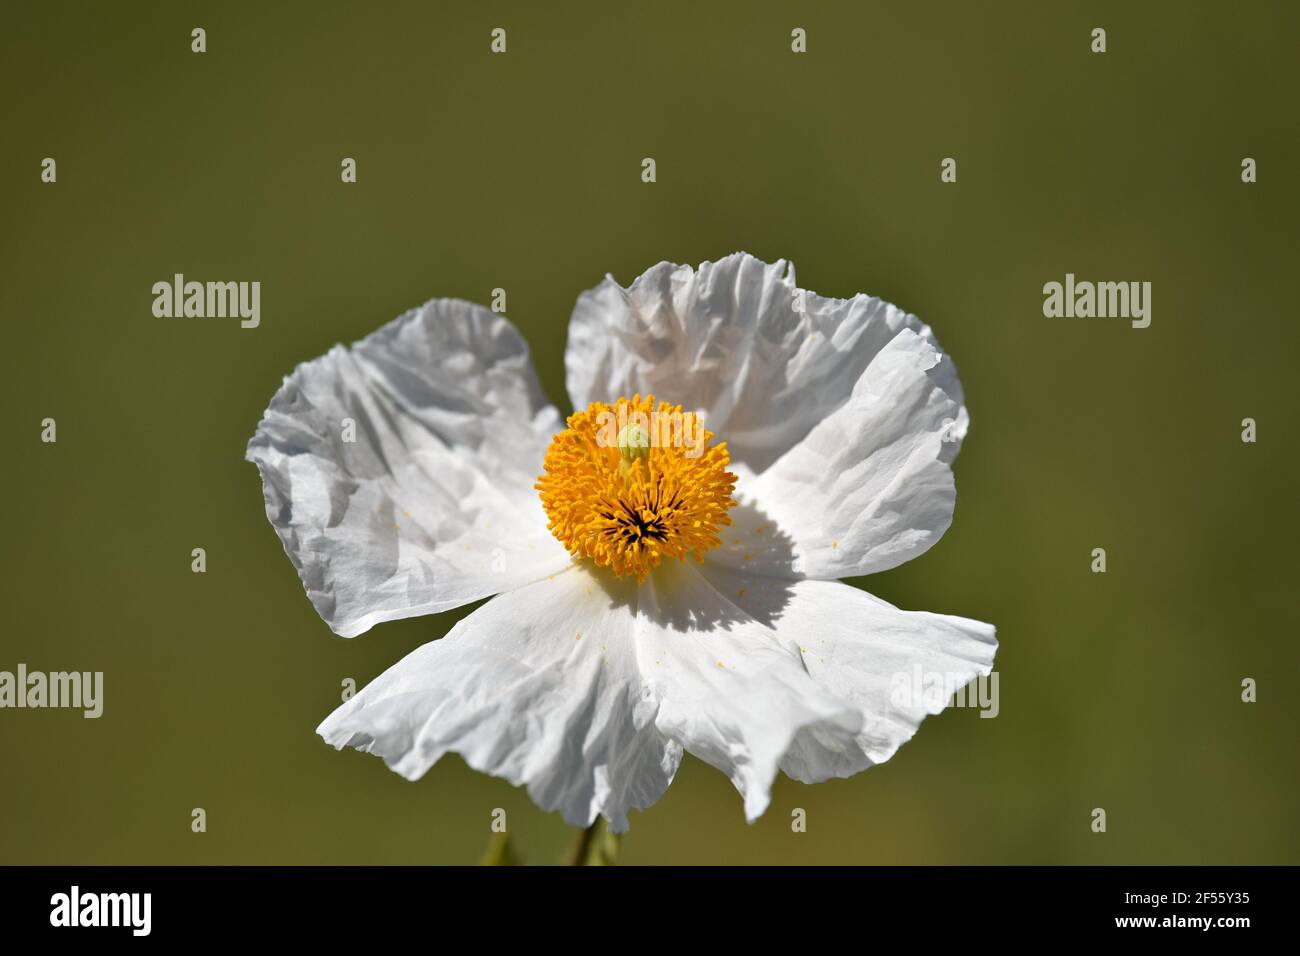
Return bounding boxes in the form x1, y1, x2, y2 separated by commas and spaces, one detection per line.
535, 395, 737, 581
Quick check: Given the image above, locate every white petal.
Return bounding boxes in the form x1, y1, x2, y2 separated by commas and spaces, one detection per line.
638, 561, 862, 822
565, 251, 968, 473
247, 299, 570, 637
711, 328, 963, 580
319, 559, 863, 828
696, 562, 997, 782
318, 564, 681, 832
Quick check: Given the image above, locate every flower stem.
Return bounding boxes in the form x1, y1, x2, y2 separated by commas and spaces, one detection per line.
479, 832, 520, 866
567, 820, 600, 865
566, 817, 621, 865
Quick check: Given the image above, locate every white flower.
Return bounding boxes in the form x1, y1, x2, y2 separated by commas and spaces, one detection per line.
246, 252, 996, 832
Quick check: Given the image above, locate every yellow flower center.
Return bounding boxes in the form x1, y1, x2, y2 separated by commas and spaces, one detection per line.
536, 395, 737, 580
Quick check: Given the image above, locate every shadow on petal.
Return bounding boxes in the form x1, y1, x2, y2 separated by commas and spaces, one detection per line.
581, 501, 800, 633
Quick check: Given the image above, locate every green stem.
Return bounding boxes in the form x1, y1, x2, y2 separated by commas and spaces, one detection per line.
567, 817, 621, 865
567, 820, 601, 865
479, 831, 520, 866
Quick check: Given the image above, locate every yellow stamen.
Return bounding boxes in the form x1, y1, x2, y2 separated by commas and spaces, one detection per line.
536, 394, 737, 581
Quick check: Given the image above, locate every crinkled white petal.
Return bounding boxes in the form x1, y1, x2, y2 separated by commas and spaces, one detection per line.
710, 328, 963, 581
318, 560, 864, 829
565, 251, 968, 473
637, 560, 863, 822
247, 299, 570, 638
318, 564, 680, 832
696, 561, 997, 783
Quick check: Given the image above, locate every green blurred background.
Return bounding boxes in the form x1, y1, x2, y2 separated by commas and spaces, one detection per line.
2, 0, 1296, 865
